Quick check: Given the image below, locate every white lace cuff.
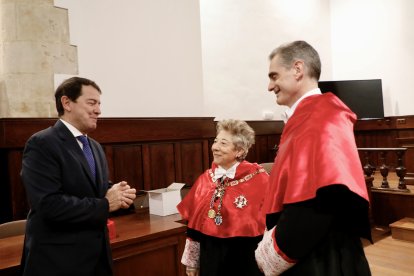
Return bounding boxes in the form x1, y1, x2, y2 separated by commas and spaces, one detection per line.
181, 238, 200, 268
255, 226, 296, 276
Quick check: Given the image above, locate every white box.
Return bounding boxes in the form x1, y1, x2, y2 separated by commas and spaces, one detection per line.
146, 183, 185, 216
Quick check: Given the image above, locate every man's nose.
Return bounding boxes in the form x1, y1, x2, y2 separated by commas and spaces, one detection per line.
95, 106, 101, 114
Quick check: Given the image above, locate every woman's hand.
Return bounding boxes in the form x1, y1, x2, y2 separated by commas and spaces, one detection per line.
186, 266, 199, 276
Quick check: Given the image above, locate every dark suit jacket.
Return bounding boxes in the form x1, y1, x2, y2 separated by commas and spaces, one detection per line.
20, 120, 112, 276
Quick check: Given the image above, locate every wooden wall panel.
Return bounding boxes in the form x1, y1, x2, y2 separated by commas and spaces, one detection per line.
104, 146, 115, 182
202, 140, 211, 171
245, 121, 283, 163
251, 136, 268, 164
267, 134, 280, 161
0, 118, 218, 148
354, 117, 414, 226
0, 119, 56, 148
396, 137, 414, 182
179, 141, 205, 187
0, 149, 12, 222
371, 191, 414, 226
2, 116, 414, 231
113, 234, 185, 276
8, 151, 28, 220
355, 130, 400, 169
148, 143, 176, 190
207, 139, 214, 166
112, 145, 144, 190
0, 117, 312, 223
173, 143, 183, 183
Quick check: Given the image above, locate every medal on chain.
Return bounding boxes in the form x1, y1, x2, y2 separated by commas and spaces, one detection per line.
208, 177, 226, 224
207, 209, 216, 218
206, 169, 262, 226
234, 195, 248, 208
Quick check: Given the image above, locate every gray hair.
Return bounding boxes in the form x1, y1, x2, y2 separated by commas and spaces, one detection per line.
269, 40, 321, 81
216, 119, 255, 161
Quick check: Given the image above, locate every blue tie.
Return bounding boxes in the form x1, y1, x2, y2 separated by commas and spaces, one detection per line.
77, 135, 96, 178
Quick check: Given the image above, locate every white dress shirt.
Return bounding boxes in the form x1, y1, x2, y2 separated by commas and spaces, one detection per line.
281, 88, 322, 123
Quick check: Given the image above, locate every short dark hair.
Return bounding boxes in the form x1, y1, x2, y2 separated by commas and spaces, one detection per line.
55, 77, 101, 116
269, 40, 321, 81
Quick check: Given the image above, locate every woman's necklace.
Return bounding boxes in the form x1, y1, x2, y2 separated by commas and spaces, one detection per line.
208, 177, 226, 225
207, 168, 265, 226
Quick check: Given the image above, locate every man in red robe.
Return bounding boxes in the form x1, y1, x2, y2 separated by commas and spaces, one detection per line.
255, 40, 372, 275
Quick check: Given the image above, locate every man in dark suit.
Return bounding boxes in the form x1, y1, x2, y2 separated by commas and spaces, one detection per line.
20, 77, 136, 276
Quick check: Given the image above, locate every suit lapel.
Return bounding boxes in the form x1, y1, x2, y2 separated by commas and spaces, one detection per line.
54, 121, 99, 194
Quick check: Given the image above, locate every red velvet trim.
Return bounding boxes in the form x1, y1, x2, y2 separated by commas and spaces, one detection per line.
262, 93, 370, 216
177, 161, 269, 238
272, 228, 297, 264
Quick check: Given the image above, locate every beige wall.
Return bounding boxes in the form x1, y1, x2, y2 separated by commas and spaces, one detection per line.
330, 0, 414, 117
54, 0, 204, 118
1, 0, 413, 118
201, 0, 332, 120
0, 0, 77, 117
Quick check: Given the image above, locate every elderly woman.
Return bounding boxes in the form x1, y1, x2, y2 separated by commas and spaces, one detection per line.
177, 119, 269, 276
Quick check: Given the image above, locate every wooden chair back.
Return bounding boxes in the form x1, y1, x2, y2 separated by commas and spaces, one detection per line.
0, 219, 26, 238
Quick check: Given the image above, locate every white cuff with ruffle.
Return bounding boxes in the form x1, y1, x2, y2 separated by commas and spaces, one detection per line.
181, 238, 200, 268
255, 226, 295, 276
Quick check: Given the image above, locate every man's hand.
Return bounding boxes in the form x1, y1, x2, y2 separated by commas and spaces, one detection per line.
105, 181, 136, 212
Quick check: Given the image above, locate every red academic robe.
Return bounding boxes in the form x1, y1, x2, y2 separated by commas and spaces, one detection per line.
178, 161, 269, 276
178, 161, 269, 238
262, 92, 369, 216
261, 92, 371, 276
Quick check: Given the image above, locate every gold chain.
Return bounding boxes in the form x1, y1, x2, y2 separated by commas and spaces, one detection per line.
209, 168, 266, 186
207, 168, 266, 225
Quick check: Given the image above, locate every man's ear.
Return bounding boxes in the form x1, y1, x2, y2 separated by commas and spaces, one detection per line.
61, 96, 72, 112
293, 60, 304, 80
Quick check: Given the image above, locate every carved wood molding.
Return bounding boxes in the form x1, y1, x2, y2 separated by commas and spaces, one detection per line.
0, 118, 284, 148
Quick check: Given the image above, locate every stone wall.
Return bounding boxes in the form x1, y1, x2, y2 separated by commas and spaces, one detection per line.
0, 0, 77, 117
